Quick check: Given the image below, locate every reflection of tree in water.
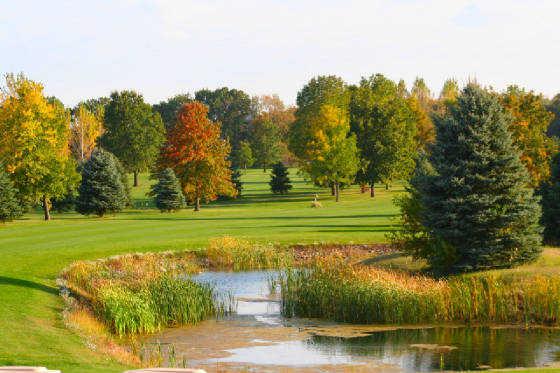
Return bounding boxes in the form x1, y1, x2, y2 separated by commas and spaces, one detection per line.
305, 327, 560, 371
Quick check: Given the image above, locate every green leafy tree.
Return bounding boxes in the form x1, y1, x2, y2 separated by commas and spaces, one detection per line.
236, 140, 254, 169
540, 154, 560, 244
195, 87, 252, 166
251, 116, 281, 172
149, 168, 185, 212
269, 162, 292, 194
349, 74, 418, 197
0, 165, 22, 222
415, 84, 542, 273
153, 94, 192, 131
76, 148, 128, 217
100, 90, 165, 187
411, 77, 433, 111
0, 74, 79, 220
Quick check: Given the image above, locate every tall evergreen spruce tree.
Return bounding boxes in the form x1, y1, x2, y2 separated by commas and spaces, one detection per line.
0, 166, 22, 222
269, 162, 292, 194
76, 148, 128, 217
418, 84, 542, 273
540, 154, 560, 244
150, 168, 186, 212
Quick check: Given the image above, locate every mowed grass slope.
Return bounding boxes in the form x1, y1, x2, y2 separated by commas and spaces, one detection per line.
0, 169, 400, 373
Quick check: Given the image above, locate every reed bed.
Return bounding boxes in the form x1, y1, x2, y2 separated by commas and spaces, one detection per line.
280, 257, 560, 325
202, 236, 294, 270
61, 251, 222, 336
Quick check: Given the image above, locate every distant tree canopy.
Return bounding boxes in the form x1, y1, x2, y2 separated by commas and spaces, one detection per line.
99, 90, 165, 187
69, 104, 103, 162
403, 84, 542, 274
349, 74, 418, 196
195, 87, 252, 167
0, 74, 79, 220
500, 86, 557, 187
153, 94, 192, 131
159, 101, 236, 211
546, 94, 560, 138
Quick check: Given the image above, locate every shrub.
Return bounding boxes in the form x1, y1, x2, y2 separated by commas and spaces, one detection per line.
269, 162, 292, 194
149, 168, 185, 212
76, 148, 128, 216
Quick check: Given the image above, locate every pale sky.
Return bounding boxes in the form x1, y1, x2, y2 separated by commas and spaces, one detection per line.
1, 0, 559, 107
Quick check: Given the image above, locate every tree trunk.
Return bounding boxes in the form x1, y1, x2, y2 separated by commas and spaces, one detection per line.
331, 184, 335, 196
133, 171, 139, 187
335, 182, 340, 202
194, 197, 200, 212
370, 183, 375, 198
385, 183, 389, 190
42, 195, 51, 221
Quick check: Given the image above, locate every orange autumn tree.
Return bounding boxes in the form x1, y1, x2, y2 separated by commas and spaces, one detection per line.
159, 101, 236, 211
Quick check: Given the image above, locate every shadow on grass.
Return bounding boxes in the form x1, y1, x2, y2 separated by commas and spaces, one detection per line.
0, 276, 58, 295
110, 213, 398, 222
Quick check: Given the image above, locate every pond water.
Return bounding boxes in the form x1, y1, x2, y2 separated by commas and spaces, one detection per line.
148, 270, 560, 372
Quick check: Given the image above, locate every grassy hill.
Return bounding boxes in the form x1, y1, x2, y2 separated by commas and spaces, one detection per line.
0, 169, 401, 373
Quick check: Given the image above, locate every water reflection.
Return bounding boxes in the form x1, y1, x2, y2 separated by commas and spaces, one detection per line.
155, 270, 560, 371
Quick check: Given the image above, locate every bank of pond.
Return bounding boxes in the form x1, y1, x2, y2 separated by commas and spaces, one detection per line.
59, 237, 560, 371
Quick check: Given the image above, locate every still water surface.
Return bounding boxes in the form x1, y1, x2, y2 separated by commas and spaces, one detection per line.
150, 270, 560, 372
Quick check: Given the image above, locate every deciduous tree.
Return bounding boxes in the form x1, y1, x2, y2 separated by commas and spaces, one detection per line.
153, 94, 192, 131
251, 116, 281, 172
236, 140, 254, 169
0, 74, 79, 220
349, 74, 417, 197
70, 104, 103, 162
159, 102, 236, 211
100, 90, 165, 187
0, 165, 22, 222
500, 86, 557, 187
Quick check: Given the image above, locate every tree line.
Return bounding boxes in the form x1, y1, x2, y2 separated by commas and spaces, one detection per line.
0, 72, 559, 266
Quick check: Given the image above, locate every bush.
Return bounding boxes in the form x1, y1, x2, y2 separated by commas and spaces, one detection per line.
269, 162, 292, 194
149, 168, 185, 212
76, 148, 128, 217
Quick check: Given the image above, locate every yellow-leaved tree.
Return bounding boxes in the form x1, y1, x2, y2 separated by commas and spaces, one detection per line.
0, 74, 79, 220
69, 104, 104, 162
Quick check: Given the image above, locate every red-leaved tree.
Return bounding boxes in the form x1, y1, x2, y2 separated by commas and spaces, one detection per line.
159, 102, 236, 211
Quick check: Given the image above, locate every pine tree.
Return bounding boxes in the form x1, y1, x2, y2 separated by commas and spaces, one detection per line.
76, 148, 128, 217
0, 166, 22, 223
540, 154, 560, 244
417, 84, 542, 273
149, 168, 185, 212
231, 168, 243, 197
269, 162, 292, 194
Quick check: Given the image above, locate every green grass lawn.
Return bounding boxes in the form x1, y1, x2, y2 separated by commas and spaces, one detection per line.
0, 169, 401, 373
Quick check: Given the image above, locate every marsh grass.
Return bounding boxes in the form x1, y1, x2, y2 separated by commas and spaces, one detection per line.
280, 255, 560, 325
202, 236, 294, 270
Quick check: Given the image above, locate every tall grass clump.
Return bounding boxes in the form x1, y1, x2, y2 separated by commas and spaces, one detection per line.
203, 236, 293, 270
280, 257, 560, 325
61, 251, 218, 336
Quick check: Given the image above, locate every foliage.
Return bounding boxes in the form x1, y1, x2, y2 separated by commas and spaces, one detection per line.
76, 148, 128, 217
231, 167, 242, 197
99, 90, 165, 186
70, 104, 104, 162
417, 84, 542, 273
500, 86, 557, 187
250, 114, 281, 171
195, 87, 252, 166
547, 94, 560, 138
0, 74, 79, 220
410, 77, 433, 111
0, 165, 22, 222
149, 168, 185, 212
236, 140, 254, 169
439, 78, 459, 103
269, 162, 292, 194
540, 154, 560, 244
202, 236, 293, 270
349, 74, 418, 195
152, 94, 192, 131
159, 101, 236, 210
280, 257, 560, 325
408, 96, 434, 150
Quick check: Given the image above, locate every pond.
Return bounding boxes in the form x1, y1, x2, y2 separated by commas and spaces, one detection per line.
148, 270, 560, 372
